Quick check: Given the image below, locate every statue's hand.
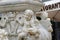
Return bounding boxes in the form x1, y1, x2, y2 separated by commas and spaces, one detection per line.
27, 28, 40, 37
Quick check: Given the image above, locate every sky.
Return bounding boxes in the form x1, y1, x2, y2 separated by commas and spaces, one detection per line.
44, 0, 60, 6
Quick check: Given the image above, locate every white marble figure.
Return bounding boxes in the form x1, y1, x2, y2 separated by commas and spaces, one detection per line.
36, 12, 53, 40
0, 14, 8, 27
0, 13, 9, 40
5, 12, 16, 34
18, 9, 40, 40
38, 12, 53, 32
18, 9, 52, 40
15, 13, 24, 34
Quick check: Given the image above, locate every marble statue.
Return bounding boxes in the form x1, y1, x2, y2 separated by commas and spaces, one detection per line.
0, 0, 53, 40
18, 9, 53, 40
36, 12, 53, 40
18, 9, 40, 40
36, 12, 53, 32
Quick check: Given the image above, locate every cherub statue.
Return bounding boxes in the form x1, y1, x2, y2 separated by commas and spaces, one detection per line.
18, 9, 52, 40
18, 9, 41, 40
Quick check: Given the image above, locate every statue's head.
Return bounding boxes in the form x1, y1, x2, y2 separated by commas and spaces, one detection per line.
36, 12, 48, 20
0, 14, 8, 28
40, 12, 48, 20
24, 9, 34, 20
24, 9, 34, 16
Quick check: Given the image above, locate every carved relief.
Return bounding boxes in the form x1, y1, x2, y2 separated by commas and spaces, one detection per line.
0, 9, 53, 40
0, 0, 52, 40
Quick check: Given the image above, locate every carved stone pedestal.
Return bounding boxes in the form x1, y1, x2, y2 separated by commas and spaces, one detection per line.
0, 0, 53, 40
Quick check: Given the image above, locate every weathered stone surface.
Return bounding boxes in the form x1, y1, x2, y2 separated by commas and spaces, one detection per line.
0, 0, 52, 40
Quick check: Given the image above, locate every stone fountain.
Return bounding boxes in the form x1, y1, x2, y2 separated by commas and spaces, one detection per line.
0, 0, 53, 40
